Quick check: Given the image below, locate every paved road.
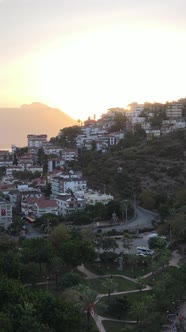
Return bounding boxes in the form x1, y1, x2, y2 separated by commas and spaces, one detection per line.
96, 207, 158, 233
24, 222, 43, 239
24, 206, 158, 240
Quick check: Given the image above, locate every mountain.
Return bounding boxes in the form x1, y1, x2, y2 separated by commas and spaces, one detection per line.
0, 102, 77, 148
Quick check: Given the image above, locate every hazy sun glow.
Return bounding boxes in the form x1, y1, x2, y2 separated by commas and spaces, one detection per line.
1, 0, 186, 121
37, 25, 186, 120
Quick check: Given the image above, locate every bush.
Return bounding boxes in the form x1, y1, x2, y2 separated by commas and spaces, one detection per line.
60, 272, 83, 290
148, 236, 167, 250
99, 252, 118, 264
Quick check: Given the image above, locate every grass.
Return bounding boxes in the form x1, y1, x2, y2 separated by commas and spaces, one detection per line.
85, 262, 152, 278
84, 276, 137, 293
102, 320, 133, 332
97, 290, 152, 320
143, 265, 178, 285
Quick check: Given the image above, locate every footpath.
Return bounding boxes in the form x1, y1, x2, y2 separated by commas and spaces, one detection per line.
77, 250, 185, 332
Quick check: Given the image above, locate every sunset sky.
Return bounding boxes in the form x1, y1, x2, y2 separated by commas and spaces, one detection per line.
1, 0, 186, 120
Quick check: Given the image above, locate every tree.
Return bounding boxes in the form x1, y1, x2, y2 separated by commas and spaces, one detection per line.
13, 153, 18, 165
58, 126, 82, 148
78, 285, 98, 328
49, 256, 64, 284
37, 148, 48, 173
132, 301, 146, 324
15, 147, 28, 157
103, 276, 118, 301
21, 262, 40, 285
0, 313, 13, 332
22, 238, 54, 272
139, 189, 156, 210
148, 236, 167, 250
107, 295, 129, 316
101, 236, 118, 252
136, 277, 144, 293
60, 272, 83, 290
0, 235, 18, 251
0, 250, 21, 279
48, 224, 70, 253
33, 290, 83, 332
171, 213, 186, 242
42, 183, 52, 198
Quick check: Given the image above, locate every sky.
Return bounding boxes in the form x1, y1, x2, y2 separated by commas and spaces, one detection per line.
1, 0, 186, 120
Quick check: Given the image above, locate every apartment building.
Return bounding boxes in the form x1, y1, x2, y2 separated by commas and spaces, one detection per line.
57, 194, 86, 215
50, 173, 87, 199
21, 196, 58, 217
166, 103, 183, 118
0, 198, 12, 228
27, 134, 47, 149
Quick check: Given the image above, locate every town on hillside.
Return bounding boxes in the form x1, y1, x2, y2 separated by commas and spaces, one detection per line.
0, 99, 185, 228
0, 100, 185, 332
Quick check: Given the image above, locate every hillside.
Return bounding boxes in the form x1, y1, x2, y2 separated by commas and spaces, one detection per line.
80, 129, 186, 203
0, 102, 77, 148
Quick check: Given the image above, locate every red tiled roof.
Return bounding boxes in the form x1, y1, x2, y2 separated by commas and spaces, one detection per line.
25, 196, 57, 208
36, 198, 57, 208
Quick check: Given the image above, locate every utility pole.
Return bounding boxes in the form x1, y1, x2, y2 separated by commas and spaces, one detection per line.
123, 200, 128, 223
133, 194, 136, 215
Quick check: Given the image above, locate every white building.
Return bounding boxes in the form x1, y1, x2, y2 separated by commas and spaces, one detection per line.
50, 173, 87, 199
166, 103, 183, 118
7, 187, 42, 208
43, 143, 63, 156
61, 148, 78, 161
48, 159, 65, 173
6, 166, 24, 177
128, 103, 144, 115
0, 198, 12, 228
27, 134, 47, 149
57, 194, 86, 215
77, 190, 114, 205
21, 196, 58, 217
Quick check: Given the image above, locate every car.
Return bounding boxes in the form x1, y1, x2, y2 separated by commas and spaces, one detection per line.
136, 246, 154, 256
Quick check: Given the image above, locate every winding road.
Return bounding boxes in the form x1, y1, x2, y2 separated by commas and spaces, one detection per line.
97, 206, 158, 233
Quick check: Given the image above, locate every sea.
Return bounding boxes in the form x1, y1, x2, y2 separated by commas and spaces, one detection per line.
0, 145, 11, 152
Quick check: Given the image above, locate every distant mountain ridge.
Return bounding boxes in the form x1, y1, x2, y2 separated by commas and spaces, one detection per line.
0, 102, 77, 148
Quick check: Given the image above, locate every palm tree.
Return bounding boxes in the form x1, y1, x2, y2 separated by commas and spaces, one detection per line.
78, 285, 98, 327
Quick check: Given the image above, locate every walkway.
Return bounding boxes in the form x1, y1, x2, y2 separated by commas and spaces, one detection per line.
77, 250, 184, 332
77, 264, 98, 278
169, 250, 182, 268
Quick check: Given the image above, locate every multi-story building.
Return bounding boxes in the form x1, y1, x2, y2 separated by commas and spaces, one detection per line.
76, 190, 114, 205
6, 164, 43, 176
57, 194, 86, 215
166, 103, 183, 118
6, 166, 24, 177
50, 173, 87, 199
21, 196, 58, 217
48, 159, 65, 173
145, 128, 161, 139
0, 150, 12, 167
27, 134, 47, 149
128, 103, 144, 115
43, 143, 64, 156
0, 198, 12, 228
7, 186, 42, 209
18, 155, 34, 170
61, 148, 78, 161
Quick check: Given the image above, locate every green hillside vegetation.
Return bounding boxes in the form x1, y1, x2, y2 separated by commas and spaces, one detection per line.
79, 129, 185, 214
